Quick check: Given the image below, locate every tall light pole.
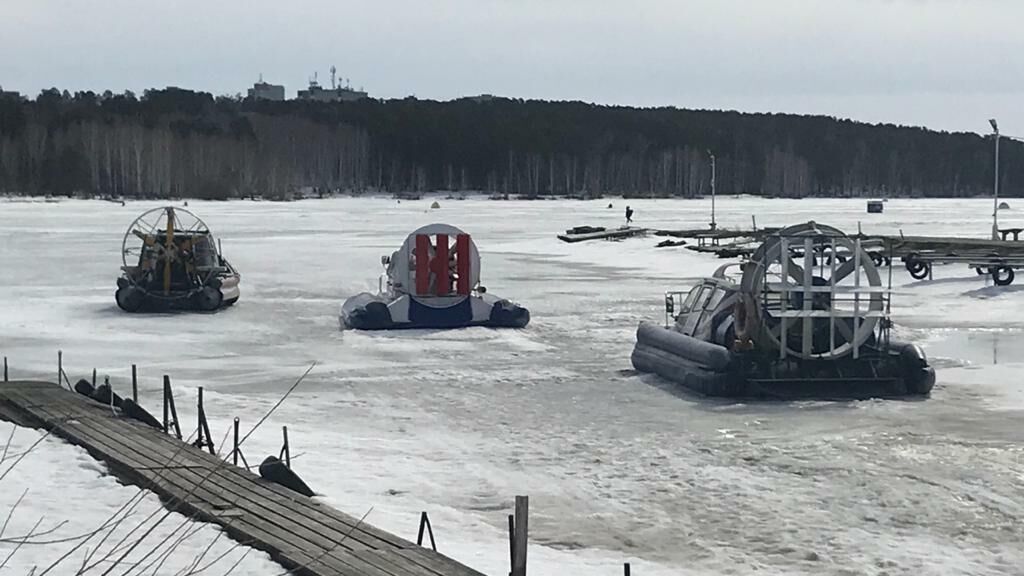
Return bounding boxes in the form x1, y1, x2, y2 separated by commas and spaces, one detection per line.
990, 118, 1000, 240
707, 150, 717, 230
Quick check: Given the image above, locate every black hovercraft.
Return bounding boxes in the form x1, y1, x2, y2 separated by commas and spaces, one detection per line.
632, 221, 935, 400
115, 206, 240, 312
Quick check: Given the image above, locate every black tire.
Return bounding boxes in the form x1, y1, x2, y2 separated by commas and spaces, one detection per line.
90, 384, 124, 409
907, 260, 930, 280
869, 252, 883, 267
259, 456, 314, 497
116, 286, 145, 312
74, 379, 95, 397
121, 399, 163, 429
992, 266, 1015, 286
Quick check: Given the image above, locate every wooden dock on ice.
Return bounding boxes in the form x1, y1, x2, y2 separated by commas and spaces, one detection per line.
558, 223, 1024, 266
0, 380, 484, 576
557, 225, 650, 243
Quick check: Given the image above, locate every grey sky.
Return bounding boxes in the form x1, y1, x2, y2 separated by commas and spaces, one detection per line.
2, 0, 1020, 134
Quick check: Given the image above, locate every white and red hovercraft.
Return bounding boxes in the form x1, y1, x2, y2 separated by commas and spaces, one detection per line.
340, 223, 530, 330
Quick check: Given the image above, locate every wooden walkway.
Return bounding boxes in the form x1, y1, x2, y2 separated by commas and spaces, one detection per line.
557, 226, 650, 243
881, 234, 1024, 257
0, 381, 485, 576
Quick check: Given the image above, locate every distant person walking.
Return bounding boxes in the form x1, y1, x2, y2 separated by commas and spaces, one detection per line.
625, 205, 634, 225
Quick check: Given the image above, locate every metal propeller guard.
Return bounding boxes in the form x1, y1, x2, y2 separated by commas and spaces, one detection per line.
739, 221, 887, 360
116, 206, 240, 312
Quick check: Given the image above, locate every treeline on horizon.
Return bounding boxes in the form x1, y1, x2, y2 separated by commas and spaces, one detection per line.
0, 87, 1016, 199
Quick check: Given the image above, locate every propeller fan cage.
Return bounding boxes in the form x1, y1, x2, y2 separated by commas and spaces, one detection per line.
740, 222, 890, 361
121, 206, 222, 299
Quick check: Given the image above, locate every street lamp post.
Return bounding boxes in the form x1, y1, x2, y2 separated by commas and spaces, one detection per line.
707, 150, 717, 230
990, 118, 1000, 240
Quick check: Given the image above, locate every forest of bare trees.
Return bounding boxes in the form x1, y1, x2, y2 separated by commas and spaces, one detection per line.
0, 87, 1017, 199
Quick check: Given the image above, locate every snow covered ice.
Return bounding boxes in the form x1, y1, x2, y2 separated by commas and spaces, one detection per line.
1, 196, 1023, 575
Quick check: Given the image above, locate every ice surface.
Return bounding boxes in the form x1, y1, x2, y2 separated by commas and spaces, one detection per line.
1, 196, 1023, 575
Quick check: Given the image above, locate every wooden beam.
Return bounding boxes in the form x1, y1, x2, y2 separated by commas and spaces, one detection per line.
512, 495, 528, 576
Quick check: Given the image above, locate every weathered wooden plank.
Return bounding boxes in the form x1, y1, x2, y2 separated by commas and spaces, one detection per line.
30, 381, 479, 573
397, 548, 486, 576
0, 382, 485, 576
9, 388, 373, 534
62, 386, 416, 551
17, 389, 409, 556
2, 394, 372, 576
513, 496, 528, 576
8, 391, 429, 576
4, 383, 442, 569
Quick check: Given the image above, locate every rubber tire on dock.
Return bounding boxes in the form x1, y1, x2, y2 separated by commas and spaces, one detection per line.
258, 456, 314, 497
90, 384, 124, 409
992, 266, 1015, 286
74, 379, 95, 398
121, 399, 163, 429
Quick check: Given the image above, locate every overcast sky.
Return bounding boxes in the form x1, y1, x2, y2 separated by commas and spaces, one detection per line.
1, 0, 1020, 134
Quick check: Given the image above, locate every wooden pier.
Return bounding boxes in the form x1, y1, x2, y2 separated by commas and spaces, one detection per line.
558, 222, 1024, 277
0, 380, 485, 576
557, 225, 650, 243
558, 224, 775, 251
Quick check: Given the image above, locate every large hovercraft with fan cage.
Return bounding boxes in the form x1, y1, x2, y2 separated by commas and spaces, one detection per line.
631, 221, 934, 399
115, 206, 240, 312
340, 223, 529, 330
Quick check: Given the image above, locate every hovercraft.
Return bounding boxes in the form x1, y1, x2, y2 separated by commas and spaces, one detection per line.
115, 206, 240, 312
340, 223, 529, 330
631, 221, 935, 400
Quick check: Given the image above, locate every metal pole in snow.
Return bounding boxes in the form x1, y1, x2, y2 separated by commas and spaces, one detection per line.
233, 417, 240, 466
708, 151, 717, 230
991, 118, 1000, 240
